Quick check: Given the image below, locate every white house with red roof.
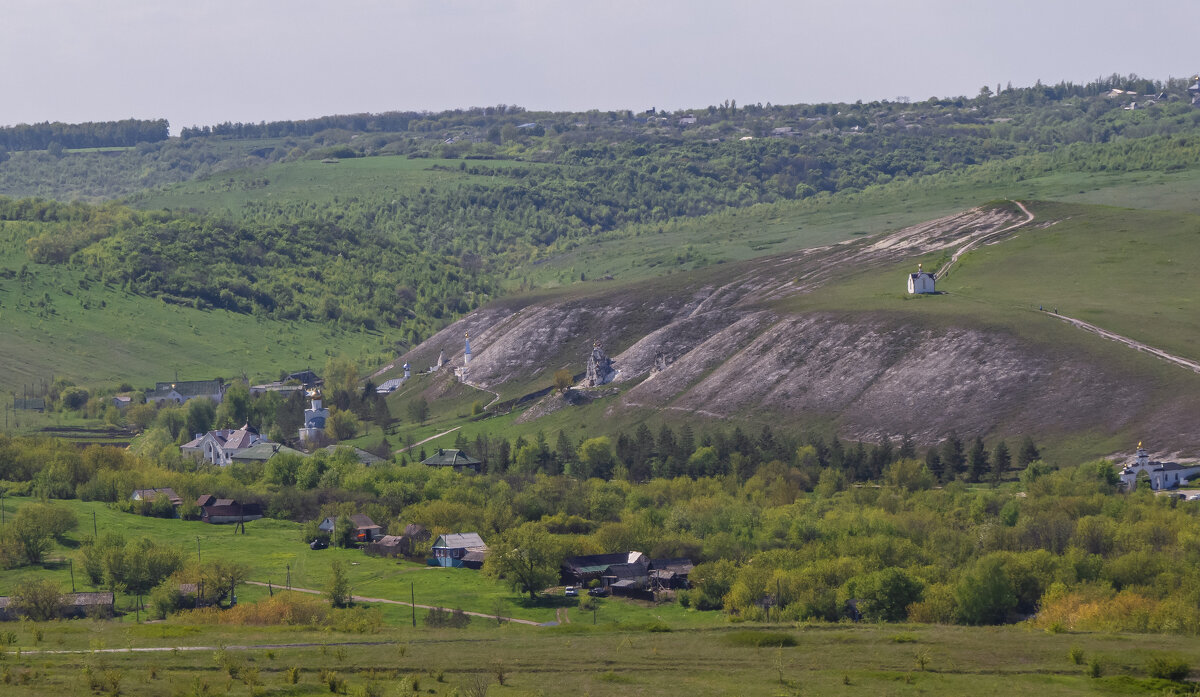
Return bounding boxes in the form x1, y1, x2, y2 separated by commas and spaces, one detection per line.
181, 423, 269, 465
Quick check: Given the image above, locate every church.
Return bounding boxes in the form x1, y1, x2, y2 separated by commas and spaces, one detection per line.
907, 264, 936, 294
1119, 443, 1200, 491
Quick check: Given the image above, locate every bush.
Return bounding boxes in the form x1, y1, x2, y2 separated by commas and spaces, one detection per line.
148, 582, 184, 619
1145, 655, 1189, 681
723, 631, 797, 647
1067, 645, 1085, 665
424, 607, 471, 628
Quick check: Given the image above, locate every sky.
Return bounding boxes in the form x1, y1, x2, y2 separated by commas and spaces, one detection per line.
4, 0, 1199, 133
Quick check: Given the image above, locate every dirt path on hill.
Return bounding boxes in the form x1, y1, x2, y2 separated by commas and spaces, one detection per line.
395, 426, 461, 454
244, 581, 542, 626
935, 200, 1035, 280
1045, 311, 1200, 373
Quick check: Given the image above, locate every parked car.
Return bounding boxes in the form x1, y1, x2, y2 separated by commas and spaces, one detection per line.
564, 586, 578, 597
309, 538, 328, 550
588, 587, 609, 597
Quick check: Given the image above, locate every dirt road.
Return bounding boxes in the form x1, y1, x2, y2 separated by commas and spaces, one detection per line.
936, 200, 1035, 280
395, 426, 461, 454
1046, 311, 1200, 373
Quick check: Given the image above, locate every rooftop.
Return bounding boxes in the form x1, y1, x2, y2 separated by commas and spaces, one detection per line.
422, 448, 482, 467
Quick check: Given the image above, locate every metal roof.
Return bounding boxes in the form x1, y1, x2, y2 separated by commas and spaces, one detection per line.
434, 532, 487, 549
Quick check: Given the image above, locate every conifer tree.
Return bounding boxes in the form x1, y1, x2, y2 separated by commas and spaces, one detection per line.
941, 434, 966, 479
991, 441, 1011, 484
967, 437, 989, 482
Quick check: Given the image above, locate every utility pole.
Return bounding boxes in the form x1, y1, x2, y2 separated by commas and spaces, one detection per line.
411, 582, 416, 627
70, 559, 76, 592
286, 563, 291, 591
196, 536, 201, 562
92, 510, 97, 537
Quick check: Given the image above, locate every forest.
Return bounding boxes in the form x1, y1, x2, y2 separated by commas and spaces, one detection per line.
0, 118, 168, 152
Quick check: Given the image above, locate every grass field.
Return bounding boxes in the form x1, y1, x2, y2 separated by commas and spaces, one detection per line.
134, 155, 539, 213
0, 226, 395, 399
0, 497, 713, 630
519, 162, 1200, 290
1, 598, 1197, 695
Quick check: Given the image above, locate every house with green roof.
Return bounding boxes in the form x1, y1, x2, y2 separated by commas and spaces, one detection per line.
421, 448, 482, 473
229, 442, 309, 464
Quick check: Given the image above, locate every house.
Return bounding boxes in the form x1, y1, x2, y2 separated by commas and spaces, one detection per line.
561, 551, 647, 587
287, 370, 321, 387
181, 424, 270, 465
376, 378, 404, 394
249, 382, 305, 397
365, 535, 407, 557
229, 442, 308, 464
421, 448, 482, 473
145, 379, 225, 406
366, 523, 430, 557
561, 552, 692, 597
1118, 443, 1200, 491
0, 591, 116, 620
131, 488, 183, 507
430, 532, 488, 568
907, 264, 936, 294
678, 114, 697, 126
604, 562, 651, 596
649, 558, 695, 590
318, 514, 383, 543
323, 445, 386, 466
112, 395, 134, 409
63, 591, 115, 619
196, 496, 263, 524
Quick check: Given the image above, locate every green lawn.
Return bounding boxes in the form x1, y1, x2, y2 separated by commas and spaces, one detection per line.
0, 497, 718, 630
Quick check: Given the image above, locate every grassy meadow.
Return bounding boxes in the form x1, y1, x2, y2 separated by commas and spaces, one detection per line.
134, 155, 539, 213
0, 225, 395, 400
1, 599, 1198, 696
0, 496, 710, 629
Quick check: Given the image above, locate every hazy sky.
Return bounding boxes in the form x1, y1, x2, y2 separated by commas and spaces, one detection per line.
4, 0, 1198, 132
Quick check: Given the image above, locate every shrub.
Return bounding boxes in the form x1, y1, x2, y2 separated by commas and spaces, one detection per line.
424, 607, 471, 629
180, 592, 331, 626
1067, 646, 1085, 665
1145, 655, 1189, 681
723, 631, 797, 647
1087, 657, 1103, 678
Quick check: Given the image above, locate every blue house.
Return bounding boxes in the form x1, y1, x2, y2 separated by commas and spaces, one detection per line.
429, 532, 488, 569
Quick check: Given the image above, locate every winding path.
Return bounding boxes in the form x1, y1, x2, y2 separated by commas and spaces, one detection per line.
935, 200, 1035, 280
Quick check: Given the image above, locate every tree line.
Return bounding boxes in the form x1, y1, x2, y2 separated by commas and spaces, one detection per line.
0, 118, 169, 151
